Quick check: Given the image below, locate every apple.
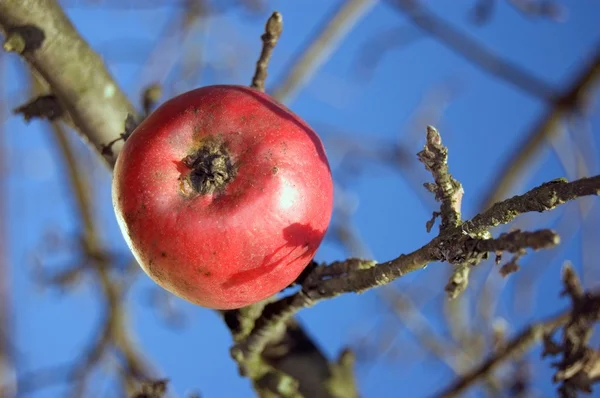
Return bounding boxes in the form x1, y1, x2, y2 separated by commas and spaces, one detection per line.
112, 85, 333, 309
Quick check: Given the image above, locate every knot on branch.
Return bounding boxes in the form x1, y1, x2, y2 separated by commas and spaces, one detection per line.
433, 234, 488, 266
101, 113, 138, 158
439, 229, 560, 299
530, 178, 570, 211
3, 24, 45, 54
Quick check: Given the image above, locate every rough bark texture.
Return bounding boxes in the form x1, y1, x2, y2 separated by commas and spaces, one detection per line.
0, 0, 138, 166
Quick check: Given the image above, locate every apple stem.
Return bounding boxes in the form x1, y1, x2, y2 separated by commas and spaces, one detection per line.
181, 140, 236, 195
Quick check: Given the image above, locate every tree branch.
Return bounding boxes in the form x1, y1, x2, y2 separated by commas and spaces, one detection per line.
231, 125, 600, 373
466, 175, 600, 236
437, 264, 600, 397
0, 0, 138, 167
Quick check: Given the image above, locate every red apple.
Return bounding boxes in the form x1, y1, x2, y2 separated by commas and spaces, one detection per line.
112, 85, 333, 309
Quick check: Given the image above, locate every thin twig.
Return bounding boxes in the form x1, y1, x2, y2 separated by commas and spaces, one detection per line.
466, 176, 600, 236
418, 126, 463, 230
250, 11, 283, 92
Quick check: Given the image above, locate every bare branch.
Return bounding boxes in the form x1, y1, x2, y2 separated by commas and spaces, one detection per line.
231, 125, 599, 373
0, 0, 139, 166
250, 11, 283, 92
466, 176, 600, 236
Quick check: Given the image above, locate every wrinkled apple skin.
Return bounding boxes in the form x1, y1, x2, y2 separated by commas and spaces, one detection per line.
112, 85, 333, 309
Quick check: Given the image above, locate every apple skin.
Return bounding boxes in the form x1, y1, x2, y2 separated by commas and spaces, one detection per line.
112, 85, 333, 309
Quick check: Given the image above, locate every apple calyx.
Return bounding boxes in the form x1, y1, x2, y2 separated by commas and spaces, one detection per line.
181, 139, 237, 195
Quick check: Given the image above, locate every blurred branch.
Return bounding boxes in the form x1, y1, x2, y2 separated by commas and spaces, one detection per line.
142, 84, 162, 117
48, 122, 153, 396
508, 0, 566, 21
471, 0, 565, 24
438, 264, 600, 397
270, 0, 377, 103
386, 0, 557, 100
0, 0, 138, 166
480, 44, 600, 210
0, 52, 15, 398
6, 69, 156, 396
378, 288, 467, 375
352, 26, 423, 78
438, 310, 569, 397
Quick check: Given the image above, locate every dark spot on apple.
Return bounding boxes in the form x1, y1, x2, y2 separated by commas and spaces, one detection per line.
161, 252, 167, 258
272, 166, 278, 174
204, 271, 211, 277
124, 212, 137, 225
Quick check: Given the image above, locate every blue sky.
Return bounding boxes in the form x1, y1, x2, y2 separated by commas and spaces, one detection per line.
2, 1, 600, 397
